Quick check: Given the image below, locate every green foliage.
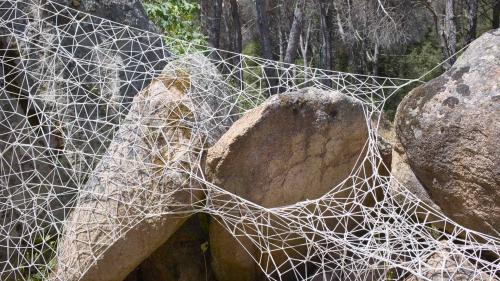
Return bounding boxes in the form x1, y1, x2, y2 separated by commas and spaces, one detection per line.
200, 241, 209, 254
381, 31, 444, 120
242, 40, 261, 57
143, 0, 206, 52
25, 234, 57, 281
28, 257, 56, 281
238, 40, 268, 110
400, 41, 443, 80
385, 268, 396, 280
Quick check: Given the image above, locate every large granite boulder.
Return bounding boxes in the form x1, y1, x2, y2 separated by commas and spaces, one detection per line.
390, 142, 442, 212
0, 1, 170, 279
206, 87, 369, 281
0, 0, 167, 182
54, 54, 234, 281
66, 0, 160, 33
394, 29, 500, 236
0, 90, 76, 280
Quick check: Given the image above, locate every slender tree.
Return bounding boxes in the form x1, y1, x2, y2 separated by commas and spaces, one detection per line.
493, 0, 500, 29
200, 1, 213, 45
318, 0, 333, 71
278, 0, 289, 61
255, 0, 274, 60
465, 0, 478, 43
213, 0, 223, 48
419, 0, 457, 69
229, 0, 243, 89
444, 0, 457, 65
255, 0, 279, 94
332, 0, 346, 43
201, 0, 223, 48
229, 0, 242, 55
284, 0, 306, 65
299, 22, 311, 68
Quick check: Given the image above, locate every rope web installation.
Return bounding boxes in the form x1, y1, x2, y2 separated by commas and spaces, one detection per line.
0, 0, 498, 280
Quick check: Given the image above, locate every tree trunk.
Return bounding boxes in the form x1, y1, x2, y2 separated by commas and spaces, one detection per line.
213, 0, 223, 48
319, 0, 333, 71
229, 0, 243, 89
201, 0, 223, 48
443, 0, 457, 68
255, 0, 279, 95
200, 1, 213, 45
419, 0, 455, 69
278, 0, 288, 61
299, 23, 311, 68
466, 0, 478, 44
493, 0, 500, 29
255, 0, 274, 60
229, 0, 242, 55
284, 0, 306, 65
372, 43, 379, 76
332, 0, 346, 43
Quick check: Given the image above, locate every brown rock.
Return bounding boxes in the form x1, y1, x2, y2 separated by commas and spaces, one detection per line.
206, 87, 369, 281
207, 87, 368, 208
394, 29, 500, 236
54, 55, 234, 281
54, 74, 202, 281
390, 142, 441, 212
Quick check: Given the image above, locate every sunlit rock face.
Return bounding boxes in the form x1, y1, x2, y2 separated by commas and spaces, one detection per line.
206, 87, 370, 281
395, 29, 500, 237
54, 54, 235, 281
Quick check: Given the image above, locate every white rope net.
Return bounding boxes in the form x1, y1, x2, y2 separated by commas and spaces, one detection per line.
0, 1, 498, 280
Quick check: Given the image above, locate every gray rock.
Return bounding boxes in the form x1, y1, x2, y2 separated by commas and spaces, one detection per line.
0, 90, 76, 280
0, 0, 168, 182
403, 241, 498, 281
0, 2, 166, 279
394, 29, 500, 236
66, 0, 160, 33
206, 87, 369, 281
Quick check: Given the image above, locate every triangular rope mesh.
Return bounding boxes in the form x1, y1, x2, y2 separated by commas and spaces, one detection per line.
0, 1, 498, 280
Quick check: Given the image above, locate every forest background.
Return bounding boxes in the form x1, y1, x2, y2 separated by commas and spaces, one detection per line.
142, 0, 499, 117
